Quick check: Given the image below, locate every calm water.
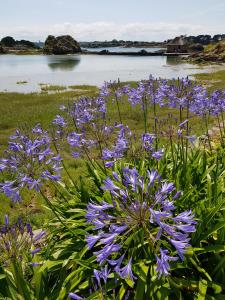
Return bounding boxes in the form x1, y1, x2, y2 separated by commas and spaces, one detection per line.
82, 47, 165, 53
0, 53, 221, 93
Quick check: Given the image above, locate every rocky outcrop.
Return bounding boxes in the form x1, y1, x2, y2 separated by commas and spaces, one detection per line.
189, 41, 225, 62
0, 45, 6, 54
189, 43, 204, 52
43, 35, 81, 55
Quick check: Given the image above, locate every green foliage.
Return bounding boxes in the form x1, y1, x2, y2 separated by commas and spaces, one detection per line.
0, 79, 225, 299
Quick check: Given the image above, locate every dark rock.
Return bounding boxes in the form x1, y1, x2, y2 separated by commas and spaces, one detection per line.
99, 49, 109, 54
43, 35, 81, 55
0, 45, 6, 54
139, 49, 148, 55
189, 43, 204, 52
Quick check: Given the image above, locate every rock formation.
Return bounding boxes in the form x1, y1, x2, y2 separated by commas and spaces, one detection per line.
189, 41, 225, 62
0, 45, 6, 54
43, 35, 81, 54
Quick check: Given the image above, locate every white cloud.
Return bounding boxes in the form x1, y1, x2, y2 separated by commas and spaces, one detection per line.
0, 22, 222, 41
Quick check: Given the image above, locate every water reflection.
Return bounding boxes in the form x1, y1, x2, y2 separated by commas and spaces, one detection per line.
47, 55, 81, 71
166, 56, 188, 65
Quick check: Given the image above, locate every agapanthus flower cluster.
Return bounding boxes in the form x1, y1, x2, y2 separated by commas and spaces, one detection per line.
109, 76, 225, 118
86, 167, 196, 281
68, 96, 106, 128
142, 133, 164, 160
102, 124, 132, 167
67, 131, 95, 158
0, 125, 62, 202
0, 215, 45, 266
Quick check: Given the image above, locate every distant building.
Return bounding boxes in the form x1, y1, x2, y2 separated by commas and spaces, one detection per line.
166, 36, 188, 53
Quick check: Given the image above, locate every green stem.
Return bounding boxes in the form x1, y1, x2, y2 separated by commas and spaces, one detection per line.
40, 190, 75, 236
11, 261, 32, 300
205, 113, 212, 153
217, 115, 224, 147
115, 94, 122, 124
153, 100, 158, 150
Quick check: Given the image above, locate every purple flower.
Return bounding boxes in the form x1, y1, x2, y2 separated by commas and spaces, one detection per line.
4, 215, 9, 227
102, 124, 131, 166
53, 115, 67, 127
105, 161, 116, 168
156, 248, 178, 277
147, 170, 159, 187
186, 135, 197, 143
94, 244, 121, 265
100, 232, 118, 245
86, 166, 196, 280
93, 269, 101, 286
161, 183, 174, 194
179, 119, 189, 128
101, 178, 120, 194
142, 133, 155, 151
69, 293, 85, 300
118, 259, 136, 282
87, 200, 113, 211
175, 224, 196, 233
109, 224, 127, 234
108, 254, 125, 268
92, 219, 106, 230
0, 126, 61, 201
94, 265, 111, 286
173, 210, 196, 224
152, 149, 164, 161
31, 248, 41, 255
170, 238, 190, 260
100, 82, 110, 97
86, 234, 101, 249
34, 230, 46, 242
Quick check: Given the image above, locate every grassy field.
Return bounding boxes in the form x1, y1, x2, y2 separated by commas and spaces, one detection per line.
0, 69, 224, 224
193, 68, 225, 90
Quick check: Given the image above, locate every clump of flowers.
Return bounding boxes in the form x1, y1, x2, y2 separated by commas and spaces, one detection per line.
0, 125, 62, 202
142, 133, 164, 160
68, 96, 106, 128
86, 166, 196, 281
102, 124, 132, 167
0, 215, 45, 267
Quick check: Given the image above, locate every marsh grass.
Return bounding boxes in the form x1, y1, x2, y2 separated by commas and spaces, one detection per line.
16, 81, 28, 85
40, 85, 67, 92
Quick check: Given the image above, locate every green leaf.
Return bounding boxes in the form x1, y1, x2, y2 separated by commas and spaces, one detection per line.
197, 279, 208, 300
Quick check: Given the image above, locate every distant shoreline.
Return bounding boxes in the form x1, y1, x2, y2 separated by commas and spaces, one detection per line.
1, 48, 191, 57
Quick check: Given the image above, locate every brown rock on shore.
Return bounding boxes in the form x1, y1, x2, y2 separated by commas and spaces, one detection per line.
43, 35, 81, 55
0, 45, 6, 54
189, 41, 225, 62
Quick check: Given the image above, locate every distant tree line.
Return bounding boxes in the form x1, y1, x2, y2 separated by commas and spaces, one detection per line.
80, 39, 163, 48
0, 36, 38, 49
166, 34, 225, 46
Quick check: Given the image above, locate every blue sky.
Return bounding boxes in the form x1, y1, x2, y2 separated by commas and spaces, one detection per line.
0, 0, 225, 41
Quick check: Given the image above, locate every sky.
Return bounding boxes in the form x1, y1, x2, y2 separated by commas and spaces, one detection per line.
0, 0, 225, 42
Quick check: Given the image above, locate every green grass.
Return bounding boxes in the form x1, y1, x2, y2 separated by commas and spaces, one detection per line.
16, 81, 28, 85
194, 69, 225, 90
0, 86, 98, 147
40, 85, 67, 92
